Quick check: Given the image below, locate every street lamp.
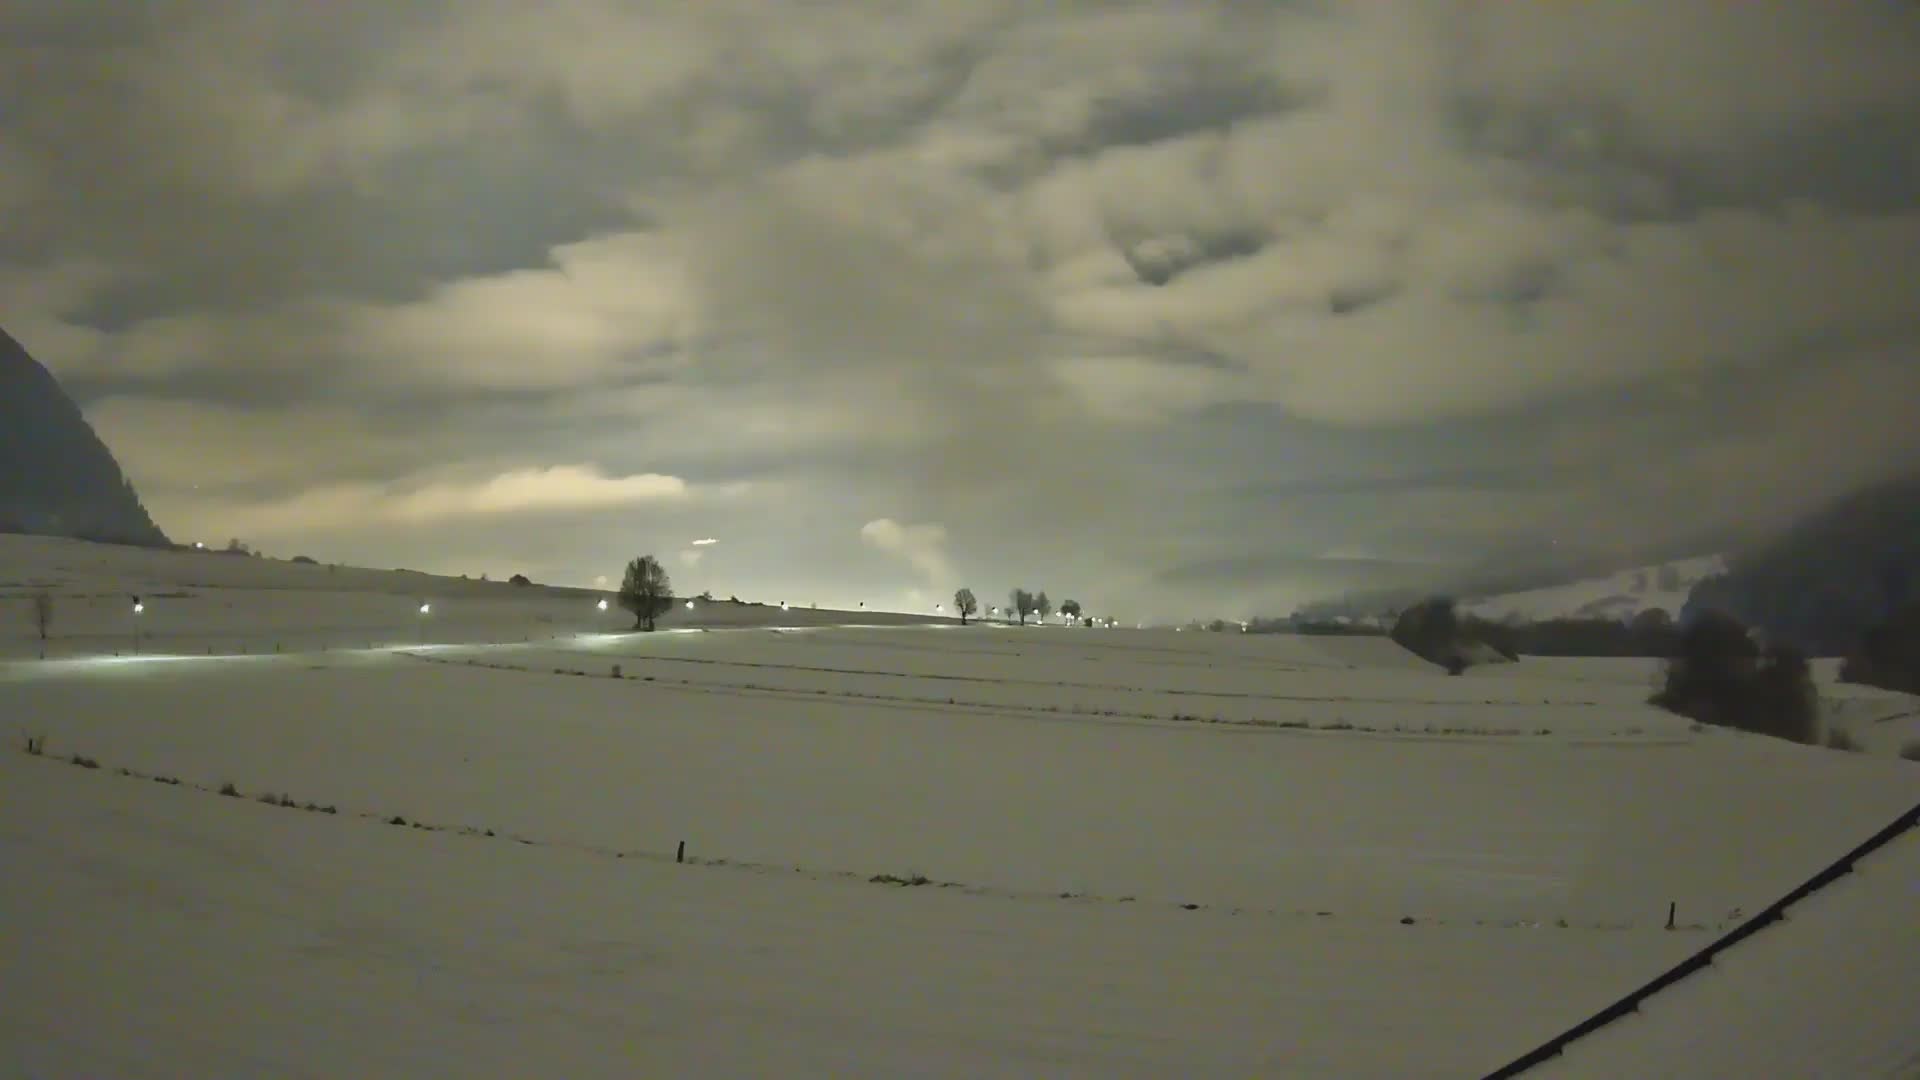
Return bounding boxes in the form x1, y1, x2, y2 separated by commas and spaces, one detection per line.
418, 602, 431, 643
597, 599, 609, 611
131, 596, 144, 654
686, 599, 696, 610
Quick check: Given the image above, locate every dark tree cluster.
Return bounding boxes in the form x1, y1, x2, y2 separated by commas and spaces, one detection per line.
1838, 600, 1920, 694
1007, 587, 1049, 625
1246, 616, 1387, 637
1650, 611, 1819, 745
1463, 609, 1680, 658
940, 586, 1080, 626
1256, 606, 1685, 660
1390, 596, 1483, 673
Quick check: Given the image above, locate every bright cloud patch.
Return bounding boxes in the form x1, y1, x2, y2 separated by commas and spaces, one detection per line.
199, 466, 688, 537
860, 518, 955, 586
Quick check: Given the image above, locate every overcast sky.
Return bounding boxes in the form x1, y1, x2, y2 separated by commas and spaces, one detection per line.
3, 1, 1918, 620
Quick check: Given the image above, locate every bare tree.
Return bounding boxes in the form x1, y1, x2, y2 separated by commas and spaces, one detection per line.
953, 588, 978, 625
1009, 587, 1034, 626
31, 593, 52, 658
619, 555, 674, 631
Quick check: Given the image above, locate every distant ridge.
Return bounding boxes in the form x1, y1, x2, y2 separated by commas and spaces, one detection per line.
0, 325, 169, 547
1683, 473, 1920, 653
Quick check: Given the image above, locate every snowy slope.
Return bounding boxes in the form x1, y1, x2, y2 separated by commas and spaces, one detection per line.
0, 533, 948, 659
2, 536, 1916, 1077
1467, 555, 1726, 623
1, 746, 1691, 1079
1528, 814, 1920, 1079
1816, 676, 1920, 758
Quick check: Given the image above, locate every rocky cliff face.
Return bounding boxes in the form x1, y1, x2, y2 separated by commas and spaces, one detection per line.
0, 326, 169, 547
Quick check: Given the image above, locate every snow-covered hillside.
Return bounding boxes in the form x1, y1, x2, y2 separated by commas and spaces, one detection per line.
0, 533, 949, 659
2, 537, 1914, 1077
1467, 555, 1727, 623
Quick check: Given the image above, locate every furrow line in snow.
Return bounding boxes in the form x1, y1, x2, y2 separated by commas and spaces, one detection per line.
14, 743, 1720, 937
395, 650, 1601, 741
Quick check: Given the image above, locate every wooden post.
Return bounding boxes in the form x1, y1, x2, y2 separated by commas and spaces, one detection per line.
676, 841, 686, 864
1666, 901, 1676, 930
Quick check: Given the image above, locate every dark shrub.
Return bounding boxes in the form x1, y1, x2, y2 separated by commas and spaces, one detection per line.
1652, 612, 1818, 744
1838, 601, 1920, 694
1749, 645, 1819, 745
1652, 611, 1758, 725
1391, 596, 1462, 668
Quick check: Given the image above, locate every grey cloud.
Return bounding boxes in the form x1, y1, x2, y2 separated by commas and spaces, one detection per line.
1157, 552, 1447, 590
1237, 463, 1582, 502
5, 0, 1919, 619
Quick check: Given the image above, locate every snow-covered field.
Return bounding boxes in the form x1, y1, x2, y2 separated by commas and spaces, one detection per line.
1530, 815, 1920, 1079
3, 535, 1916, 1077
0, 534, 949, 660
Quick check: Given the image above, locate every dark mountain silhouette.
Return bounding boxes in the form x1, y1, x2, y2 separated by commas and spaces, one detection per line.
0, 325, 169, 547
1683, 474, 1920, 655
